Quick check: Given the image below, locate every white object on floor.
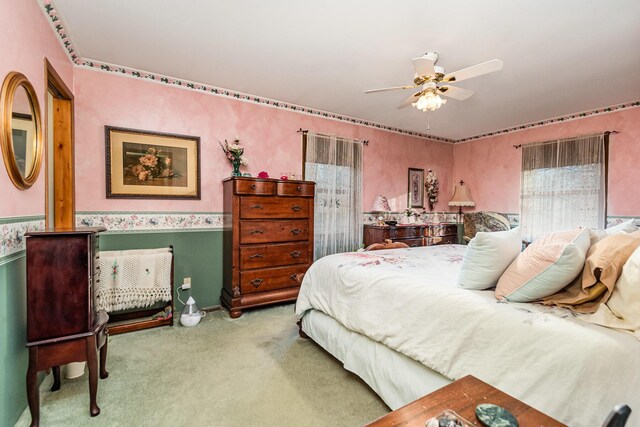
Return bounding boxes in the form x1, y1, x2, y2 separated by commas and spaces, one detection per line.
65, 362, 85, 379
179, 296, 205, 327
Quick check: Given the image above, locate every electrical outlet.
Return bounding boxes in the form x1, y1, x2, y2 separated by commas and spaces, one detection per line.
182, 277, 191, 290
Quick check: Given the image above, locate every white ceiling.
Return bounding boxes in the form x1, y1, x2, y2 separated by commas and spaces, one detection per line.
52, 0, 640, 141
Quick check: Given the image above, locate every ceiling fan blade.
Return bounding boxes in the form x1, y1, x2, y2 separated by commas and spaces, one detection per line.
365, 85, 418, 94
412, 57, 436, 77
438, 85, 474, 100
397, 92, 421, 109
443, 59, 503, 83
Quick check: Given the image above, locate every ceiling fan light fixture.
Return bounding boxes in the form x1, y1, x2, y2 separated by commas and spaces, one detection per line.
412, 90, 446, 111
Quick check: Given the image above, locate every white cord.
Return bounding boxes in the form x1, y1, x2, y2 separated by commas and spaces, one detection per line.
176, 285, 187, 306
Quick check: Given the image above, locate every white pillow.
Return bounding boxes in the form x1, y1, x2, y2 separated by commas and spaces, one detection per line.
495, 228, 590, 302
606, 219, 638, 234
586, 219, 638, 245
458, 227, 522, 290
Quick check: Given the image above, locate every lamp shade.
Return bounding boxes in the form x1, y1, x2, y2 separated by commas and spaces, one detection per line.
449, 182, 475, 207
372, 195, 391, 211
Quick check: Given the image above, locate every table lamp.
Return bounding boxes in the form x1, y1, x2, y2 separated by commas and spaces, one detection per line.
371, 195, 391, 225
448, 180, 475, 223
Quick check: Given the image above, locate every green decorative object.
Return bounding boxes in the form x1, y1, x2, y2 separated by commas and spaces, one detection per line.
475, 404, 518, 427
231, 159, 241, 177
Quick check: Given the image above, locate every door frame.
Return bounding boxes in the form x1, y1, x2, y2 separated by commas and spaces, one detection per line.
44, 58, 75, 228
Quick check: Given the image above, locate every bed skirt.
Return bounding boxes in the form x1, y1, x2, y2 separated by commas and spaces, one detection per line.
301, 308, 451, 410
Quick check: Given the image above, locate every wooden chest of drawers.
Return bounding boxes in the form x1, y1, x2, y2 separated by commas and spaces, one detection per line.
363, 224, 425, 248
363, 223, 461, 248
222, 177, 315, 318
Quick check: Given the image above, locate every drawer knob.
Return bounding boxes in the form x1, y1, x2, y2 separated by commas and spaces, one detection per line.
250, 184, 256, 189
290, 274, 300, 281
290, 251, 301, 258
249, 253, 264, 259
296, 186, 302, 192
291, 228, 302, 235
250, 229, 264, 235
291, 205, 302, 212
250, 204, 263, 209
251, 278, 263, 288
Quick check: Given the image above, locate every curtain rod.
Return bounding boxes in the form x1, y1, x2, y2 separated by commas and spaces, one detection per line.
297, 128, 369, 145
512, 130, 618, 149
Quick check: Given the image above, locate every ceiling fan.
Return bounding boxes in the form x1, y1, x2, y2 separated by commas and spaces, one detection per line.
365, 52, 503, 111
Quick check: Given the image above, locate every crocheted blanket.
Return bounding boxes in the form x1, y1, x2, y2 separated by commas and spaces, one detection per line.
97, 248, 172, 312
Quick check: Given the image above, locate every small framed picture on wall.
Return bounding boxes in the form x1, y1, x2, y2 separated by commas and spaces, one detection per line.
407, 167, 424, 208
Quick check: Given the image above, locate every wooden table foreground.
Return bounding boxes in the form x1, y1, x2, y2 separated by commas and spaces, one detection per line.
366, 375, 566, 426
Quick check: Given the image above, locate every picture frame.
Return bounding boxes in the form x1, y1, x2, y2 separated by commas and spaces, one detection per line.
407, 167, 424, 208
11, 113, 36, 177
105, 126, 201, 199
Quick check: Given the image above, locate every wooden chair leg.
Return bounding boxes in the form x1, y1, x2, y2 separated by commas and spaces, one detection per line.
51, 366, 61, 391
85, 335, 100, 417
99, 332, 109, 379
27, 348, 40, 427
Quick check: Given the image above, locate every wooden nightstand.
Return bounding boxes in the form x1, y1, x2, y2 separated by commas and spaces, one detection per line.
366, 375, 565, 426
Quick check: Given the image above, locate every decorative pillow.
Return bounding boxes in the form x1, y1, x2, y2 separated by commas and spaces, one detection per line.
495, 228, 590, 302
542, 231, 640, 312
587, 228, 608, 245
458, 227, 522, 290
588, 219, 639, 245
606, 218, 639, 234
582, 245, 640, 339
463, 211, 511, 242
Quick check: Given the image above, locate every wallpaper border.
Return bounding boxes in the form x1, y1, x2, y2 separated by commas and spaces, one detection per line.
39, 1, 640, 144
0, 216, 45, 263
76, 211, 224, 231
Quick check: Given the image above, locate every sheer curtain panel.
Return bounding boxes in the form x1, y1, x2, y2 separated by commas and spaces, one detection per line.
520, 134, 607, 242
304, 133, 363, 259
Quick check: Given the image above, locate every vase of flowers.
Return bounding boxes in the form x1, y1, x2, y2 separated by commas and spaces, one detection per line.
425, 169, 439, 211
404, 208, 416, 224
219, 137, 248, 176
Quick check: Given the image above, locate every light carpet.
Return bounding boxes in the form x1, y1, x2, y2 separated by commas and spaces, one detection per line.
15, 304, 389, 426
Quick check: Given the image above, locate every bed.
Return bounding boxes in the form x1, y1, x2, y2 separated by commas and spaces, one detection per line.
295, 245, 640, 427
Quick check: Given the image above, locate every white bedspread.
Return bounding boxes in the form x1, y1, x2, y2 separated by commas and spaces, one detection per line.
295, 245, 640, 427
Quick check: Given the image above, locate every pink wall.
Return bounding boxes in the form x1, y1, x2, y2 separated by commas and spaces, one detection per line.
453, 107, 640, 216
73, 68, 453, 213
0, 0, 73, 217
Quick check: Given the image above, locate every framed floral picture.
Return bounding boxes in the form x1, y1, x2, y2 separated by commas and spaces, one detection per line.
105, 126, 201, 199
407, 167, 424, 208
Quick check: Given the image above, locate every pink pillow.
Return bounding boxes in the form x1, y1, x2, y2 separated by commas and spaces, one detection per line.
495, 228, 590, 302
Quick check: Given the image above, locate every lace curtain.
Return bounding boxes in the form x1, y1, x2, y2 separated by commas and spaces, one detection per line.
304, 133, 363, 259
520, 134, 606, 242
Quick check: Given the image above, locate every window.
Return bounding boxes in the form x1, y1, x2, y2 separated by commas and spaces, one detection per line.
520, 134, 607, 242
304, 133, 363, 259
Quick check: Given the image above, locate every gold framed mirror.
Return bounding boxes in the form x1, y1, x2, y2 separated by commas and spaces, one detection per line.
0, 72, 43, 189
